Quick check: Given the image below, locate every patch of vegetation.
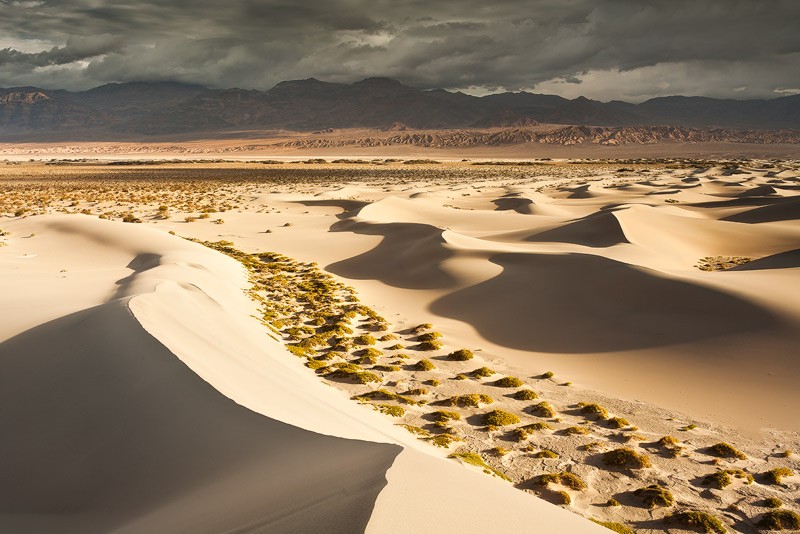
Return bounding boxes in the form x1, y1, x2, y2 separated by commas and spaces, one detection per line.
414, 359, 436, 371
431, 410, 461, 424
386, 343, 404, 350
533, 449, 559, 459
669, 511, 726, 534
353, 334, 376, 346
454, 373, 468, 380
426, 434, 462, 448
578, 402, 609, 419
530, 401, 556, 418
443, 394, 494, 407
540, 371, 554, 379
373, 364, 400, 372
708, 442, 747, 460
763, 497, 782, 508
607, 498, 621, 507
410, 323, 433, 334
494, 376, 523, 387
426, 379, 441, 387
471, 366, 495, 378
538, 471, 586, 490
417, 331, 442, 342
483, 410, 520, 427
555, 490, 571, 505
702, 469, 753, 489
658, 435, 680, 447
418, 340, 443, 351
489, 446, 510, 457
607, 417, 630, 429
513, 388, 538, 400
447, 348, 474, 361
449, 451, 511, 482
757, 510, 800, 531
563, 426, 589, 435
590, 520, 634, 534
376, 405, 405, 417
603, 448, 652, 469
763, 467, 794, 485
696, 256, 753, 271
399, 424, 430, 437
633, 485, 675, 508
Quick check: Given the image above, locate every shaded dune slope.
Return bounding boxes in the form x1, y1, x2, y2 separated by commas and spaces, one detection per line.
0, 300, 399, 534
430, 253, 779, 353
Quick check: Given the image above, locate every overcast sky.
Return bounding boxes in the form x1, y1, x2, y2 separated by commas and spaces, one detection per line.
0, 0, 798, 102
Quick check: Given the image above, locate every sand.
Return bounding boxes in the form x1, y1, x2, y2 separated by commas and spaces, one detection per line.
1, 159, 798, 533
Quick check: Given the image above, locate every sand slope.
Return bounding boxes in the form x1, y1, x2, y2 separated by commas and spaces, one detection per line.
0, 215, 605, 533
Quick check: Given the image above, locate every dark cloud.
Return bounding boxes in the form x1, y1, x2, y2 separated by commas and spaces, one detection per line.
0, 0, 797, 101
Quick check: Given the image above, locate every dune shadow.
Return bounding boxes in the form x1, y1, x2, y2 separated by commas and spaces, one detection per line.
327, 220, 457, 290
731, 249, 800, 271
294, 199, 370, 220
0, 301, 400, 533
492, 197, 534, 214
430, 252, 779, 353
721, 196, 800, 223
525, 210, 629, 248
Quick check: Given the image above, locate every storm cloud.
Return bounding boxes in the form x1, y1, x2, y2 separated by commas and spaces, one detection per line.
0, 0, 798, 101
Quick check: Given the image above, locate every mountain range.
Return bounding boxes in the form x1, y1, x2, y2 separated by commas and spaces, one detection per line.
1, 77, 798, 137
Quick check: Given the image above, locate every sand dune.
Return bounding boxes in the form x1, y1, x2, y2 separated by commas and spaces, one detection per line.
0, 214, 605, 533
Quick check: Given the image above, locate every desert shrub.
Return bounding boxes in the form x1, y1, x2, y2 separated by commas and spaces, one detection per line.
286, 344, 316, 357
354, 334, 376, 346
375, 405, 405, 417
669, 511, 725, 533
538, 472, 584, 490
634, 485, 674, 508
763, 467, 794, 485
305, 359, 328, 370
495, 376, 523, 388
590, 520, 633, 534
708, 442, 747, 460
563, 426, 589, 435
454, 373, 468, 380
578, 402, 609, 419
379, 333, 398, 341
541, 371, 554, 379
427, 379, 441, 387
607, 417, 630, 429
682, 423, 698, 431
513, 388, 538, 400
449, 451, 511, 481
410, 323, 433, 334
414, 359, 436, 371
535, 449, 559, 459
373, 364, 400, 372
607, 498, 621, 507
326, 366, 381, 384
447, 349, 474, 361
703, 469, 753, 489
555, 490, 571, 505
658, 436, 680, 447
403, 387, 428, 396
427, 434, 463, 448
431, 410, 461, 423
489, 446, 509, 457
530, 402, 556, 418
386, 343, 404, 350
471, 366, 495, 378
418, 340, 442, 351
443, 394, 493, 407
417, 331, 442, 342
763, 497, 782, 508
483, 410, 520, 427
757, 510, 800, 531
399, 424, 430, 437
603, 448, 652, 469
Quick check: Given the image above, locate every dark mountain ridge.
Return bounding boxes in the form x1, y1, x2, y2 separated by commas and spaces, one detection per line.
1, 78, 798, 136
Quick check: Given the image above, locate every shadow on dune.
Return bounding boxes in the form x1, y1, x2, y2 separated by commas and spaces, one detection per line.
0, 301, 400, 533
430, 253, 779, 353
295, 199, 370, 220
492, 197, 534, 214
327, 220, 457, 289
721, 196, 800, 223
525, 210, 629, 248
731, 249, 800, 271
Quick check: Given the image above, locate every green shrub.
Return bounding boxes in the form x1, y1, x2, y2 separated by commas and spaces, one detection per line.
607, 417, 630, 429
379, 333, 398, 341
386, 343, 404, 350
414, 359, 436, 371
563, 426, 589, 435
763, 497, 782, 508
669, 511, 726, 534
513, 389, 538, 400
399, 424, 430, 437
489, 446, 510, 457
471, 366, 495, 378
495, 376, 523, 387
534, 449, 559, 459
538, 472, 585, 490
354, 334, 376, 346
427, 434, 462, 448
757, 510, 800, 531
541, 371, 554, 379
417, 331, 442, 342
431, 410, 461, 423
427, 379, 441, 387
483, 410, 520, 427
403, 387, 428, 395
578, 402, 608, 419
590, 520, 633, 534
633, 485, 674, 508
454, 373, 468, 380
448, 349, 474, 361
607, 498, 621, 507
530, 402, 556, 418
449, 451, 511, 481
410, 323, 433, 334
305, 359, 328, 370
702, 469, 753, 489
708, 442, 747, 460
373, 364, 401, 372
763, 467, 794, 485
658, 436, 680, 447
443, 394, 493, 407
555, 490, 571, 505
603, 448, 652, 469
375, 405, 405, 417
418, 340, 443, 351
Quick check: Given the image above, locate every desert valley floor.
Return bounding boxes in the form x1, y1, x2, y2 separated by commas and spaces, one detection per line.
1, 159, 798, 533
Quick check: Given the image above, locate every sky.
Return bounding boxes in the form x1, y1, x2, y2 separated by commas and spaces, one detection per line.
0, 0, 798, 102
